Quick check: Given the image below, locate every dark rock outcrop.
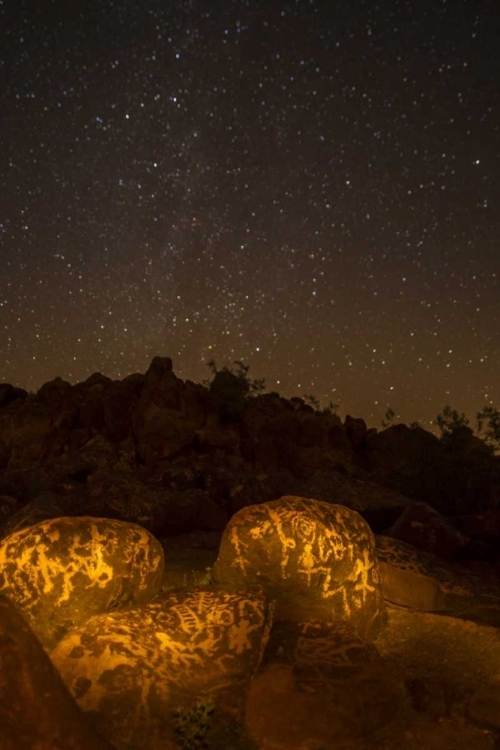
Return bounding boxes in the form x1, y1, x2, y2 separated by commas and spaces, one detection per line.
0, 594, 115, 750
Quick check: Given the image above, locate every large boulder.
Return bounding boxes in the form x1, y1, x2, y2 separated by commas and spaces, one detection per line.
212, 495, 387, 639
0, 516, 164, 648
0, 595, 115, 750
241, 407, 302, 473
50, 587, 273, 750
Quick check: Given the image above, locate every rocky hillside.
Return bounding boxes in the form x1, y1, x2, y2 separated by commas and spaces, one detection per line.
0, 356, 499, 562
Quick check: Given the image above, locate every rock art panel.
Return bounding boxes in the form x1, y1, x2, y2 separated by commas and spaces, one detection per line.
212, 495, 387, 639
0, 516, 164, 648
51, 587, 273, 750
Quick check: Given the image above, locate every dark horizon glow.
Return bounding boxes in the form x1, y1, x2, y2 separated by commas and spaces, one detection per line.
1, 0, 498, 430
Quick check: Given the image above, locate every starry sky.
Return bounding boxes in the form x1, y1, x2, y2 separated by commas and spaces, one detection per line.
1, 0, 499, 430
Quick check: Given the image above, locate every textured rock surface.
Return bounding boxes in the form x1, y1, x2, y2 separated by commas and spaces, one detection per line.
0, 594, 115, 750
468, 682, 500, 729
384, 500, 469, 559
51, 587, 273, 750
245, 619, 403, 749
376, 535, 500, 627
0, 516, 164, 648
212, 495, 387, 639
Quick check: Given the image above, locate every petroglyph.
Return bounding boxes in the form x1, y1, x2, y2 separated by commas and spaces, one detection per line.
212, 496, 387, 639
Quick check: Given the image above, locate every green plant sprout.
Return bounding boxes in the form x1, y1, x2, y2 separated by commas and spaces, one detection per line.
172, 697, 215, 749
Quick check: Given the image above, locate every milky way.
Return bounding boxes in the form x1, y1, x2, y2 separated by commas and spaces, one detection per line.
1, 0, 498, 430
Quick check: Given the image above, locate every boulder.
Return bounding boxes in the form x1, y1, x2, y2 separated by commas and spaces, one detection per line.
365, 423, 441, 489
0, 594, 115, 750
384, 500, 469, 559
241, 408, 302, 473
229, 470, 302, 514
0, 494, 18, 526
50, 587, 273, 750
102, 376, 143, 442
0, 383, 27, 407
245, 619, 403, 749
138, 355, 183, 411
86, 470, 171, 534
133, 405, 197, 465
0, 516, 164, 648
375, 535, 500, 627
212, 495, 387, 639
300, 469, 411, 530
0, 490, 91, 541
344, 414, 368, 448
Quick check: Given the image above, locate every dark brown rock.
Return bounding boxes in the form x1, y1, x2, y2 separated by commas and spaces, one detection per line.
300, 469, 411, 531
375, 535, 500, 627
133, 405, 197, 465
246, 619, 403, 749
229, 470, 302, 514
365, 423, 441, 487
87, 470, 171, 533
102, 378, 143, 442
385, 500, 469, 559
344, 414, 368, 448
158, 488, 228, 535
0, 594, 115, 750
0, 384, 28, 407
0, 399, 55, 470
468, 682, 500, 729
365, 423, 500, 516
0, 490, 90, 541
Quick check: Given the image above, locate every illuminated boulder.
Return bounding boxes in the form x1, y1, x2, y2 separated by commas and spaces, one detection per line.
50, 587, 272, 750
0, 516, 164, 649
0, 594, 114, 750
212, 495, 387, 639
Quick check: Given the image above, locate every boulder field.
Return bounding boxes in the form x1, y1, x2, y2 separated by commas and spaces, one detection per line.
1, 358, 499, 748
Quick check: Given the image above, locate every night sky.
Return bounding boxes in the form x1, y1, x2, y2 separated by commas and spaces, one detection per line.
1, 0, 499, 430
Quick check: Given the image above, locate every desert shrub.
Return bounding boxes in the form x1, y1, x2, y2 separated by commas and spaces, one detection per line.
477, 405, 500, 452
204, 360, 266, 421
172, 697, 215, 749
381, 407, 396, 428
434, 404, 469, 437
